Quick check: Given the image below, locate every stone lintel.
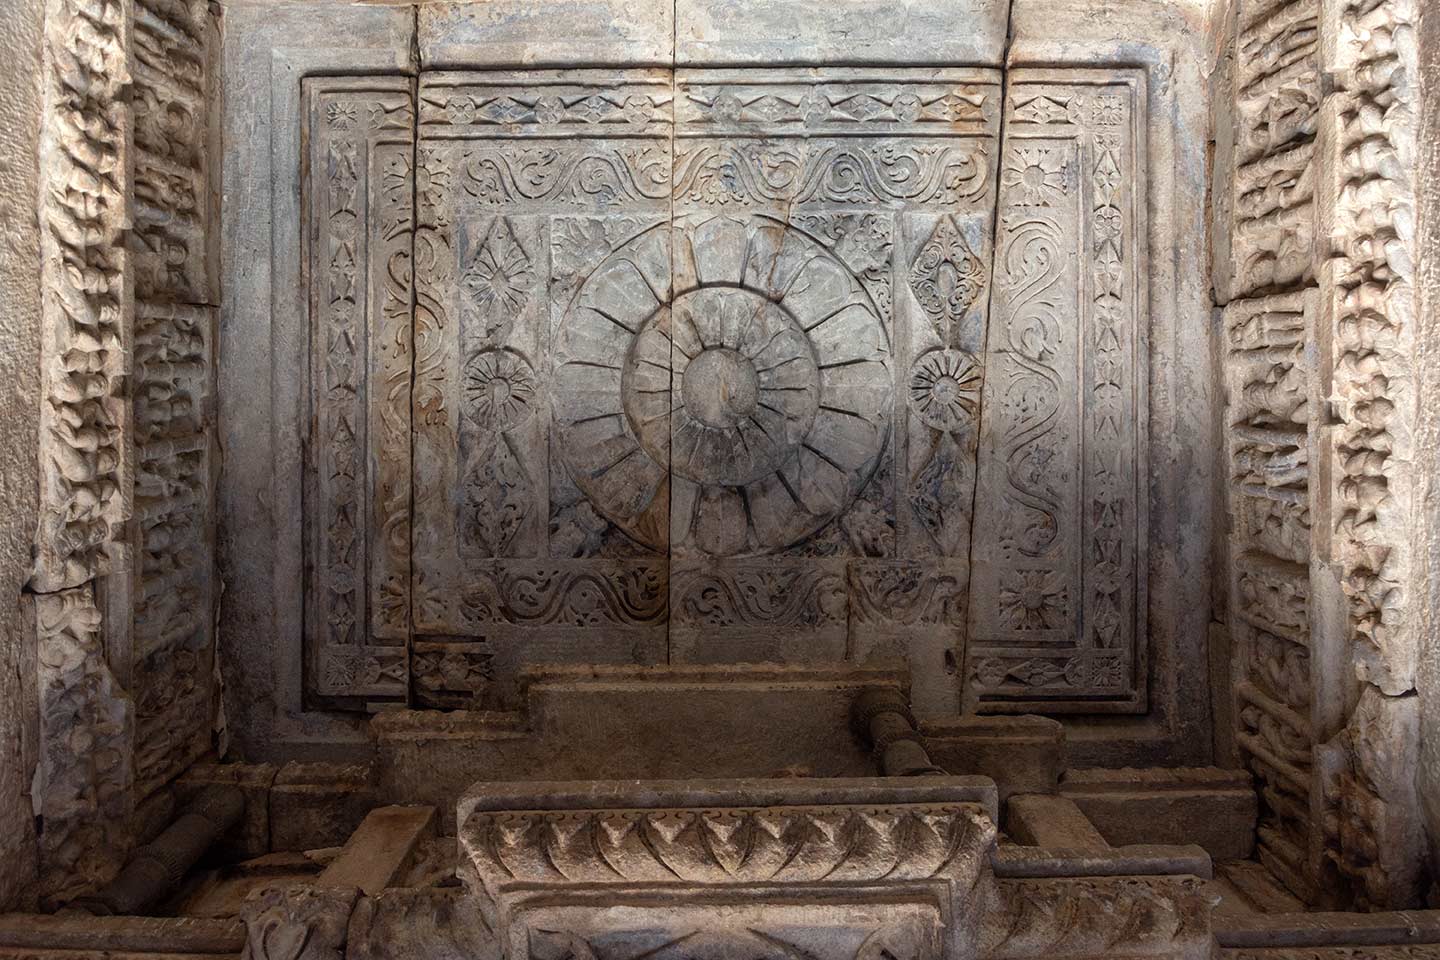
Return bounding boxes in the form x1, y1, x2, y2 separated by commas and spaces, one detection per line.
460, 774, 999, 828
460, 776, 998, 960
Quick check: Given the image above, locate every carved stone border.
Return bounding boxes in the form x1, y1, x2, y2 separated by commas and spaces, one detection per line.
459, 777, 996, 960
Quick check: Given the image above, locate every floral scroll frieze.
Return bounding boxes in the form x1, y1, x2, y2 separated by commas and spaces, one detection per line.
967, 69, 1147, 714
302, 78, 414, 706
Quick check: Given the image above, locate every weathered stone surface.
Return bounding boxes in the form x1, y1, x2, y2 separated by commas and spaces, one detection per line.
270, 763, 376, 853
460, 777, 996, 960
0, 913, 244, 956
1005, 0, 1216, 768
239, 884, 359, 960
1212, 0, 1431, 910
921, 716, 1064, 802
675, 0, 1008, 66
347, 889, 496, 960
1214, 910, 1440, 949
13, 0, 1440, 932
0, 0, 43, 914
301, 75, 415, 710
373, 665, 916, 828
17, 0, 225, 906
316, 806, 436, 896
32, 587, 134, 906
1059, 767, 1259, 860
177, 763, 279, 863
990, 843, 1214, 881
1213, 859, 1308, 915
217, 0, 413, 759
1005, 795, 1109, 851
979, 875, 1213, 960
1417, 0, 1440, 902
968, 65, 1149, 716
1317, 688, 1426, 909
420, 0, 673, 69
206, 0, 1226, 784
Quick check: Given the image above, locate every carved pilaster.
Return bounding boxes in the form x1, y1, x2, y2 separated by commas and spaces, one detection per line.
32, 586, 135, 905
33, 0, 222, 901
1218, 0, 1428, 909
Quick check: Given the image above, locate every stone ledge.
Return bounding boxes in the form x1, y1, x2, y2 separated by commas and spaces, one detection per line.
1214, 911, 1440, 948
1060, 767, 1258, 860
922, 716, 1064, 802
0, 914, 243, 954
993, 843, 1214, 880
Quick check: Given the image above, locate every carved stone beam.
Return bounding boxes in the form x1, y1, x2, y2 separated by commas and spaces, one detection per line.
459, 777, 998, 960
69, 785, 245, 916
853, 686, 948, 777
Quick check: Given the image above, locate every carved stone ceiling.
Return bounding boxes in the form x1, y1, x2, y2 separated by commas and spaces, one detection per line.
296, 63, 1148, 721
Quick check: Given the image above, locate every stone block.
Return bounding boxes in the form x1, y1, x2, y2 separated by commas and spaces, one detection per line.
1005, 795, 1109, 851
1213, 860, 1306, 915
981, 875, 1214, 960
317, 806, 436, 896
419, 0, 674, 68
347, 889, 495, 960
1059, 767, 1257, 861
459, 776, 997, 960
675, 0, 1008, 66
921, 716, 1064, 802
269, 762, 376, 853
374, 665, 900, 830
175, 762, 279, 862
991, 843, 1214, 881
0, 914, 244, 955
1213, 910, 1440, 950
239, 885, 359, 960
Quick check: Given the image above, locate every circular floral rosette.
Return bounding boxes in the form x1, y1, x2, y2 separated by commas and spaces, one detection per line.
462, 348, 538, 431
554, 214, 891, 556
908, 348, 982, 432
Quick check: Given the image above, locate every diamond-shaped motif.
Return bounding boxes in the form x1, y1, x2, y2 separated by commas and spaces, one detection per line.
908, 215, 986, 342
460, 217, 535, 343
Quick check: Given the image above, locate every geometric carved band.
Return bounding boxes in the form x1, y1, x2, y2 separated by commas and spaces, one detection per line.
463, 802, 992, 889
